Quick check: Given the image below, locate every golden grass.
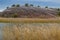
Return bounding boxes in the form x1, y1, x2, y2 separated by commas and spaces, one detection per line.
0, 18, 60, 23
3, 24, 60, 40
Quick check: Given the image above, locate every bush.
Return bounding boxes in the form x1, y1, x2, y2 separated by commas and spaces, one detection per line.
16, 4, 20, 7
13, 13, 18, 18
12, 4, 15, 7
25, 3, 29, 7
57, 8, 60, 11
37, 5, 40, 7
6, 7, 9, 9
58, 12, 60, 16
45, 6, 48, 8
30, 4, 33, 7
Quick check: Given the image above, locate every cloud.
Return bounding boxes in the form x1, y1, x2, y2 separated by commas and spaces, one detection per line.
0, 9, 4, 12
22, 0, 60, 3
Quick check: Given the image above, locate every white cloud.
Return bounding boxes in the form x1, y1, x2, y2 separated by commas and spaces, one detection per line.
0, 9, 4, 12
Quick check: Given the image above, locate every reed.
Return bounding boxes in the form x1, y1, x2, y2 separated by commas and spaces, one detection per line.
3, 24, 60, 40
0, 18, 60, 23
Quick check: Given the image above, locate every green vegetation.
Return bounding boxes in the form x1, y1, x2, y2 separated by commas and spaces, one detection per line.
57, 8, 60, 11
57, 8, 60, 16
16, 4, 20, 7
45, 6, 48, 8
37, 5, 40, 7
58, 12, 60, 16
12, 4, 15, 7
30, 4, 33, 7
6, 7, 9, 9
11, 4, 20, 7
25, 3, 29, 7
13, 13, 18, 18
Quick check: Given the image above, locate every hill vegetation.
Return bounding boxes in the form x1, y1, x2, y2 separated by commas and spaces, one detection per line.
0, 3, 60, 18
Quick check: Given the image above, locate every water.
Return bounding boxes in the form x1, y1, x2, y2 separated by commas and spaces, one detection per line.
0, 23, 14, 40
0, 23, 60, 40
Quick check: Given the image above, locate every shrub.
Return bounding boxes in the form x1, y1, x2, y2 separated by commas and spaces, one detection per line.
6, 7, 9, 9
45, 6, 48, 8
16, 4, 20, 7
37, 5, 40, 7
13, 13, 18, 18
25, 3, 29, 7
30, 4, 33, 7
58, 12, 60, 16
12, 4, 15, 7
57, 8, 60, 11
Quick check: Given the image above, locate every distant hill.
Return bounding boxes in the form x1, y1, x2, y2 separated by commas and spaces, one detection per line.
0, 6, 58, 18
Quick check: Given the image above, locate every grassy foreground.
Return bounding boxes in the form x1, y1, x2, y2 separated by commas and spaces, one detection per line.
3, 24, 60, 40
0, 18, 60, 23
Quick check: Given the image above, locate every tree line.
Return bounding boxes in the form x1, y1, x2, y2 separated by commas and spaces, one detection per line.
7, 3, 49, 9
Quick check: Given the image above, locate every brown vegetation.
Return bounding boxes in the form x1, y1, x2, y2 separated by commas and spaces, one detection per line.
0, 18, 60, 23
3, 24, 60, 40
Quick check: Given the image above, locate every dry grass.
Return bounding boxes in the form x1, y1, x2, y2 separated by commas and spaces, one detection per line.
3, 23, 60, 40
0, 18, 60, 23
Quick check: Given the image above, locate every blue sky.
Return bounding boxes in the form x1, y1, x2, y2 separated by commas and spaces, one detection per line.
0, 0, 60, 11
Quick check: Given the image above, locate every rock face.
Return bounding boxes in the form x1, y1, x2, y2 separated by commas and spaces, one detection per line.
1, 6, 58, 18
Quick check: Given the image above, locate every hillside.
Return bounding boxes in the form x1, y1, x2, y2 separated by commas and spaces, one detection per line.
0, 6, 58, 18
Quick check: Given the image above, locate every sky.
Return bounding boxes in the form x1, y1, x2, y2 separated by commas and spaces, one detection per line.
0, 0, 60, 11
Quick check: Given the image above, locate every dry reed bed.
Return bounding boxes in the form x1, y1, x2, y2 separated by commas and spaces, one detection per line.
3, 23, 60, 40
0, 18, 60, 23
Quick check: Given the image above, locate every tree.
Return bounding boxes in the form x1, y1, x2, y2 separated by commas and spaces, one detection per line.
57, 8, 60, 11
45, 6, 48, 8
58, 12, 60, 16
6, 7, 9, 9
30, 4, 33, 7
37, 5, 40, 7
25, 3, 29, 7
16, 4, 20, 7
12, 4, 15, 7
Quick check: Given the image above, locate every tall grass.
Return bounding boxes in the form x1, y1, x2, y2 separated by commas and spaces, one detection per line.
0, 18, 60, 23
3, 23, 60, 40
